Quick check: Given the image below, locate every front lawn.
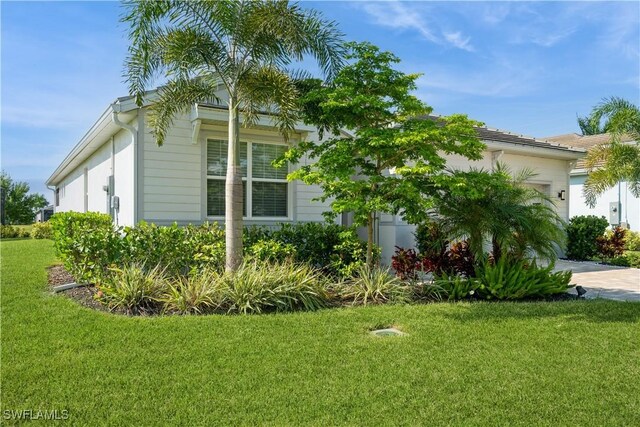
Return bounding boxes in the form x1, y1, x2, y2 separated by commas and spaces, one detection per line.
2, 239, 639, 425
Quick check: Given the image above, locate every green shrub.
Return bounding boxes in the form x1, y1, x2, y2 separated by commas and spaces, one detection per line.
31, 222, 52, 239
475, 257, 573, 300
433, 273, 479, 301
18, 227, 31, 238
340, 265, 409, 305
223, 261, 329, 314
50, 212, 121, 283
625, 231, 640, 251
607, 251, 640, 268
566, 215, 609, 260
244, 223, 372, 277
161, 269, 226, 314
245, 239, 296, 263
0, 225, 19, 238
97, 264, 167, 313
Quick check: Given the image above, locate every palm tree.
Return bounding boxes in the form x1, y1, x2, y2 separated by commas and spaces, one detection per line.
578, 97, 640, 206
431, 163, 566, 263
122, 0, 345, 272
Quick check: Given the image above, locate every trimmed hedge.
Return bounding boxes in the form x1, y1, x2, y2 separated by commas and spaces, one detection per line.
50, 212, 370, 283
566, 215, 609, 260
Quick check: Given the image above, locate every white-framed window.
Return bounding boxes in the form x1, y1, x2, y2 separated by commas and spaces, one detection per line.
206, 139, 289, 219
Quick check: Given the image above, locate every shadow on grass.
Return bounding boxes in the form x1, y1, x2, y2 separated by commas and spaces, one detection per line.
440, 299, 640, 324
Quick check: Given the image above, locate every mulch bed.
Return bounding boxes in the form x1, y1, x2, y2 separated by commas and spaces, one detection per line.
47, 265, 107, 312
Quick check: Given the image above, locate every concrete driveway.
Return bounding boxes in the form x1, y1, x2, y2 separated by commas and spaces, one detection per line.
554, 259, 640, 302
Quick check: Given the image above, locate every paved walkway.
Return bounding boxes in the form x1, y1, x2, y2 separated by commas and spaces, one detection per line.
554, 260, 640, 302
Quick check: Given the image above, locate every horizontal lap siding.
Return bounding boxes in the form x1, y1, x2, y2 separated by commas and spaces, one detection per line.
294, 149, 333, 222
143, 111, 203, 222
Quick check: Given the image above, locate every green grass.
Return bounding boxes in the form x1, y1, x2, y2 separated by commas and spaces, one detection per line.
2, 239, 639, 426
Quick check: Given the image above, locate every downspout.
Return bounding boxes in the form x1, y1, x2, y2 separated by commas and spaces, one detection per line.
46, 185, 56, 212
111, 103, 138, 224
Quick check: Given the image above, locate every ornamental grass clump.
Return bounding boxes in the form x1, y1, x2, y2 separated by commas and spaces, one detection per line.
161, 269, 226, 315
224, 261, 329, 314
97, 264, 167, 314
341, 265, 410, 306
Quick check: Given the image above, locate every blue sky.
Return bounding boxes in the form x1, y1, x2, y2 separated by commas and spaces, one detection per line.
1, 1, 639, 201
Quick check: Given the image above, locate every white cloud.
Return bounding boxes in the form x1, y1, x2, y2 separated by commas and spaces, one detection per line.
360, 1, 473, 51
443, 31, 474, 52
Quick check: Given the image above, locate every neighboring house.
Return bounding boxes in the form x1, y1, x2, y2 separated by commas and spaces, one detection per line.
34, 205, 54, 223
47, 91, 585, 263
545, 133, 640, 231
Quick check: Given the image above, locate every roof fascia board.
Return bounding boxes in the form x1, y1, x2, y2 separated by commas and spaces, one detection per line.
482, 140, 586, 160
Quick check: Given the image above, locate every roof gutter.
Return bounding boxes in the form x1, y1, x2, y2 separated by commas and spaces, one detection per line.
111, 102, 140, 223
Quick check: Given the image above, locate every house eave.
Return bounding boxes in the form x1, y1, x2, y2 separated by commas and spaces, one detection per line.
483, 140, 586, 160
46, 102, 137, 186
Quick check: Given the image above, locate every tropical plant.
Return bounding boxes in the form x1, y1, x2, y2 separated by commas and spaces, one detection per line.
97, 264, 168, 314
0, 171, 48, 225
340, 265, 409, 305
391, 246, 420, 280
122, 0, 345, 272
596, 226, 627, 260
565, 215, 609, 260
283, 42, 485, 267
578, 97, 640, 206
474, 257, 573, 300
431, 163, 566, 263
161, 269, 226, 314
224, 261, 329, 314
432, 273, 479, 301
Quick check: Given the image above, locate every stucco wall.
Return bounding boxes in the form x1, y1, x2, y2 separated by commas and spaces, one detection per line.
570, 175, 640, 231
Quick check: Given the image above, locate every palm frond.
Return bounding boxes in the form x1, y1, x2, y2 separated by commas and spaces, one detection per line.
148, 77, 220, 146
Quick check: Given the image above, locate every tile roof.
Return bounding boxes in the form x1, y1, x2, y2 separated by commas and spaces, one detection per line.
420, 115, 584, 153
544, 133, 636, 169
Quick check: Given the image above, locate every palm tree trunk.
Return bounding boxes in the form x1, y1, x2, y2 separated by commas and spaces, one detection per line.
226, 93, 243, 272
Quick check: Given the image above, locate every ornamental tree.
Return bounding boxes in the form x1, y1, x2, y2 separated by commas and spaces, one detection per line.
281, 42, 485, 266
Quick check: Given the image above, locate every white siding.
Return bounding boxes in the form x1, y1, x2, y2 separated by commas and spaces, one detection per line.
113, 128, 135, 225
570, 175, 640, 231
142, 111, 202, 222
55, 123, 136, 225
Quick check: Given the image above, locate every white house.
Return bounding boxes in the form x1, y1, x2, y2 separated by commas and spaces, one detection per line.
545, 133, 640, 231
47, 92, 585, 263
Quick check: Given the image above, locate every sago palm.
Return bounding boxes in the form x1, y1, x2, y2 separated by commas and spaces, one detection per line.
578, 97, 640, 206
432, 163, 566, 263
122, 0, 345, 271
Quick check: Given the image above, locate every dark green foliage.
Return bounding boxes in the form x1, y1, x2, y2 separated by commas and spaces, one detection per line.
432, 163, 566, 263
245, 222, 371, 277
121, 222, 226, 276
51, 213, 368, 280
50, 212, 120, 283
435, 258, 573, 301
596, 226, 627, 260
475, 257, 573, 300
0, 171, 48, 225
566, 215, 609, 260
